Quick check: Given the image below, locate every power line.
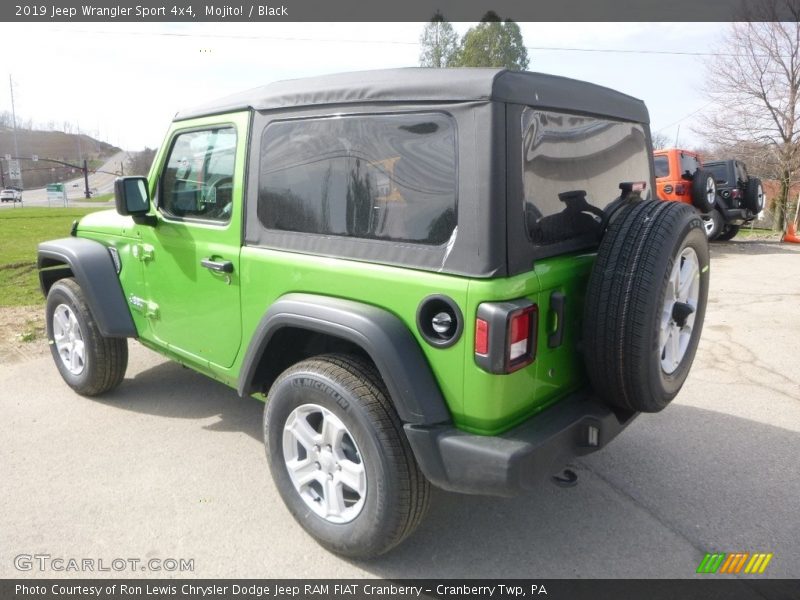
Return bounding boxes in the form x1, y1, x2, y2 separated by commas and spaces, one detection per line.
653, 101, 716, 133
49, 27, 774, 58
526, 46, 752, 58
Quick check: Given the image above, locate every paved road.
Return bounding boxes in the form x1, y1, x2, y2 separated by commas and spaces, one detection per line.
1, 241, 798, 579
0, 151, 128, 209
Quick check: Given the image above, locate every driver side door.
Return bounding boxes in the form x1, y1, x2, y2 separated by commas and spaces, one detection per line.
137, 114, 248, 370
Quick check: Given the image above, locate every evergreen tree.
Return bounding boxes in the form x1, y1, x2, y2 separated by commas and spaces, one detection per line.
418, 11, 460, 68
453, 12, 529, 70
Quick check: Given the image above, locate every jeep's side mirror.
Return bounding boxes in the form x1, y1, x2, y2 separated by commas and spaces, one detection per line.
115, 177, 150, 216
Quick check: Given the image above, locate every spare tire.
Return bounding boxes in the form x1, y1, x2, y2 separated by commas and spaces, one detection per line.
691, 170, 717, 212
744, 177, 764, 214
583, 200, 709, 413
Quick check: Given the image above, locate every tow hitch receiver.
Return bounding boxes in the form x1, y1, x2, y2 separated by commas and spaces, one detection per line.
552, 468, 578, 488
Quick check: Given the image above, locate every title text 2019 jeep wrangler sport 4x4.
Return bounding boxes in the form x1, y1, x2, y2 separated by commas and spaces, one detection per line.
38, 69, 709, 558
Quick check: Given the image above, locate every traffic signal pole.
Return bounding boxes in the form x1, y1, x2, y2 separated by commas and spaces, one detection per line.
83, 159, 91, 198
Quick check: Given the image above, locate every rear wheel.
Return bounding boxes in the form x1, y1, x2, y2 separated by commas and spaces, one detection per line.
716, 224, 740, 241
264, 354, 430, 558
45, 278, 128, 396
583, 201, 709, 413
701, 209, 724, 240
691, 170, 717, 212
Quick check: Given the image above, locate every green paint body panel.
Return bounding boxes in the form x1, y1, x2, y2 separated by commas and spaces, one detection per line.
71, 111, 599, 436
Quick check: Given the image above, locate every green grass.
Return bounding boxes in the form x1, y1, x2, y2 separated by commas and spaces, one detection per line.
735, 227, 781, 240
18, 318, 41, 342
83, 193, 114, 203
0, 207, 103, 307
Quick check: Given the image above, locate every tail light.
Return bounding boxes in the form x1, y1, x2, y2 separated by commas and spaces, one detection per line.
731, 189, 742, 200
475, 300, 537, 374
675, 183, 686, 195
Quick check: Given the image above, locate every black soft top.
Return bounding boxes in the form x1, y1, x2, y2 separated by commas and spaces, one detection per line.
175, 68, 649, 124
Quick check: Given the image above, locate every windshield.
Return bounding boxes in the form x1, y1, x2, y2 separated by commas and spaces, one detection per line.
521, 109, 652, 246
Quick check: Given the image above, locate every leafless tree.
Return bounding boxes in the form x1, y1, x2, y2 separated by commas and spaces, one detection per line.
699, 2, 800, 229
127, 147, 157, 176
651, 131, 671, 150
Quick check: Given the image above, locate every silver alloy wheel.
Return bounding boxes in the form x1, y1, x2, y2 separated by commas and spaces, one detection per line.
702, 215, 716, 237
705, 177, 716, 206
756, 184, 764, 212
660, 247, 700, 374
282, 403, 366, 524
52, 303, 86, 375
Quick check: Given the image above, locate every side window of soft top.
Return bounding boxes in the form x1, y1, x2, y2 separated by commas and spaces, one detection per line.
736, 161, 749, 183
159, 127, 237, 223
654, 155, 670, 178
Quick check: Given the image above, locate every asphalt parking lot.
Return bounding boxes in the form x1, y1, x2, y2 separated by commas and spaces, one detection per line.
1, 240, 798, 579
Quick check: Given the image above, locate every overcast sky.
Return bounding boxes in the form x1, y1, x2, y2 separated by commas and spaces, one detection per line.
0, 22, 723, 151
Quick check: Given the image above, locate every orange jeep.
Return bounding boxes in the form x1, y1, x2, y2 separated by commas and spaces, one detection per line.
654, 149, 717, 225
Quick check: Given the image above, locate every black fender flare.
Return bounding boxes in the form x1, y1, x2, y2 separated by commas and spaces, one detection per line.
37, 237, 137, 338
238, 293, 451, 426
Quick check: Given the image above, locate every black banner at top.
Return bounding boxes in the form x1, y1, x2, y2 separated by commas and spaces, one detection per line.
2, 0, 800, 22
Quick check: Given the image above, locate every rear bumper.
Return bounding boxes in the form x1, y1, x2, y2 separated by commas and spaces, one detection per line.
405, 393, 637, 497
717, 205, 754, 224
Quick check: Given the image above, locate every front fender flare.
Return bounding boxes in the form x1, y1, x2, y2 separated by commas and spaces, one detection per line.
37, 237, 137, 338
238, 293, 451, 426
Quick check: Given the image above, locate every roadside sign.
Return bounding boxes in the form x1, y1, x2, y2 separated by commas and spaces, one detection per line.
32, 154, 38, 162
46, 183, 67, 206
8, 160, 21, 180
4, 154, 10, 161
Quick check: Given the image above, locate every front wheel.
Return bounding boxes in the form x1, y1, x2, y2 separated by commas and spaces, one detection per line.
264, 354, 430, 558
45, 278, 128, 396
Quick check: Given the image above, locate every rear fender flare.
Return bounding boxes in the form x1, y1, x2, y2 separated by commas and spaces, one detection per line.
238, 293, 451, 426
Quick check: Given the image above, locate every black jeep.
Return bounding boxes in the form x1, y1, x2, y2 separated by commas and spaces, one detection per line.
702, 159, 764, 241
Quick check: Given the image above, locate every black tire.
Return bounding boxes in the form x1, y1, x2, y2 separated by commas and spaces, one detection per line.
716, 224, 740, 241
45, 278, 128, 396
583, 201, 709, 413
264, 354, 430, 558
701, 208, 724, 240
691, 170, 717, 212
744, 177, 764, 214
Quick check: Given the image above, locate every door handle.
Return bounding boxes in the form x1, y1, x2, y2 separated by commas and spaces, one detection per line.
201, 258, 234, 273
548, 291, 566, 349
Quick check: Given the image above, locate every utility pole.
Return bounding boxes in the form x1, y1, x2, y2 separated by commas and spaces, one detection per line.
83, 159, 90, 198
9, 75, 19, 158
9, 74, 22, 190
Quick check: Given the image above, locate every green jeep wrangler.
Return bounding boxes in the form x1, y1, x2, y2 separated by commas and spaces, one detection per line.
37, 68, 709, 558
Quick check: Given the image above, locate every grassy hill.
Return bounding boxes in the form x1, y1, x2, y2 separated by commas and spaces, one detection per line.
0, 128, 120, 189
